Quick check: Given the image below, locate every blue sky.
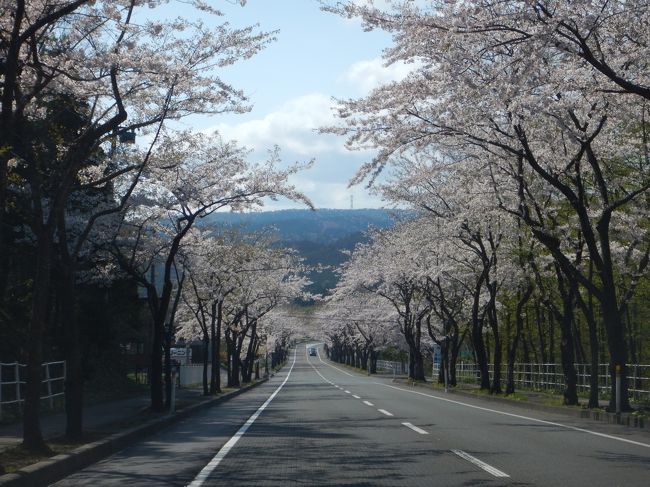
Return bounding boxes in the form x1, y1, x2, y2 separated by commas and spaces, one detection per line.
173, 0, 411, 210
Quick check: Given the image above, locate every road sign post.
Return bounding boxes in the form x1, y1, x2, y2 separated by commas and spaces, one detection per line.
169, 370, 177, 416
615, 364, 621, 415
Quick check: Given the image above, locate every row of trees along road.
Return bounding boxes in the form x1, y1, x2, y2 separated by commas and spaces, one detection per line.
176, 228, 309, 394
0, 0, 311, 453
321, 0, 650, 411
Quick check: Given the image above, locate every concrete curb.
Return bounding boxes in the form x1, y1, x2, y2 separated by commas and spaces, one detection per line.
0, 378, 269, 487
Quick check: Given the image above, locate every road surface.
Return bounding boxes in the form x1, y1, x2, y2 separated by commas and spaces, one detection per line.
52, 345, 650, 486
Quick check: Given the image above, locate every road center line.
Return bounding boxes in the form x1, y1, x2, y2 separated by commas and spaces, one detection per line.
363, 400, 374, 406
402, 422, 429, 435
452, 449, 509, 478
378, 409, 394, 417
187, 350, 297, 487
375, 382, 650, 449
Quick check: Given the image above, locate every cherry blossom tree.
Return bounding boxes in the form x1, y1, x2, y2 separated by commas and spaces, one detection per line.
1, 0, 276, 449
322, 0, 650, 410
336, 222, 435, 380
322, 290, 399, 373
220, 239, 309, 386
111, 131, 310, 411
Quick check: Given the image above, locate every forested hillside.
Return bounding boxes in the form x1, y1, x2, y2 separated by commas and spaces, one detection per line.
204, 209, 401, 296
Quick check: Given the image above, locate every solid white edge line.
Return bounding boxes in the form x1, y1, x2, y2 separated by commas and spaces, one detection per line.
363, 401, 374, 406
317, 348, 354, 377
378, 409, 394, 417
452, 449, 510, 478
375, 382, 650, 449
187, 350, 297, 486
402, 422, 429, 435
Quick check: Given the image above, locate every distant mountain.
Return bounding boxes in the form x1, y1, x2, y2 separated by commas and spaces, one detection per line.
203, 208, 399, 244
203, 208, 405, 296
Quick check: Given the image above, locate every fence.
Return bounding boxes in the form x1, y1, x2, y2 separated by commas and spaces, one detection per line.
376, 360, 409, 375
0, 361, 66, 420
433, 362, 650, 402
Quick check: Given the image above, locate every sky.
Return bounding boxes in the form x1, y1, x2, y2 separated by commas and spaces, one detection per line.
171, 0, 411, 210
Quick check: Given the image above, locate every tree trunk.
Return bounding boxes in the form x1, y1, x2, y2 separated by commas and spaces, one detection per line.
242, 322, 257, 384
61, 265, 83, 440
202, 334, 209, 395
210, 301, 222, 394
489, 309, 502, 394
506, 285, 533, 395
471, 319, 490, 390
575, 279, 600, 408
23, 232, 53, 452
558, 309, 579, 406
602, 297, 631, 411
535, 302, 547, 363
226, 329, 237, 387
150, 321, 164, 411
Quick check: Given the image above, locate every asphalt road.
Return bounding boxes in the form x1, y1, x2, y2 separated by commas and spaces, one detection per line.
51, 345, 650, 486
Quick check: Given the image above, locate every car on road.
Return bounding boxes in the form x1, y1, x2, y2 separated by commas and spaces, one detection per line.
308, 347, 317, 356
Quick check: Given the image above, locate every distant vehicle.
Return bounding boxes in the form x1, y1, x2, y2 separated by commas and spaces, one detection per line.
308, 347, 317, 356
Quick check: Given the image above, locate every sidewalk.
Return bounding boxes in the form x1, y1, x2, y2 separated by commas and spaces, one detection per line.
0, 373, 270, 486
0, 387, 199, 453
0, 367, 230, 453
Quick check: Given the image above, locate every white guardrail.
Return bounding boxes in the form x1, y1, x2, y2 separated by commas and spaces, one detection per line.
376, 360, 409, 375
433, 362, 650, 401
0, 361, 66, 420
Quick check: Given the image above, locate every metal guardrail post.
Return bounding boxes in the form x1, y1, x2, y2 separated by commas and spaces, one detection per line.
45, 363, 53, 409
615, 364, 621, 415
15, 363, 21, 412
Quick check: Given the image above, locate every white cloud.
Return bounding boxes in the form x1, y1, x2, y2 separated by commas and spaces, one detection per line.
340, 57, 415, 93
262, 177, 385, 210
210, 93, 346, 156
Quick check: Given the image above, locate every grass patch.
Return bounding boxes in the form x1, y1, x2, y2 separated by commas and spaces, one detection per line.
0, 434, 102, 474
503, 392, 528, 401
542, 395, 567, 407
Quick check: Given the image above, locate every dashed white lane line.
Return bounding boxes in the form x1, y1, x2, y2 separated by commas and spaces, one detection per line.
378, 409, 394, 417
402, 422, 429, 435
345, 390, 351, 394
187, 351, 297, 487
352, 394, 361, 399
375, 382, 650, 449
452, 450, 510, 478
363, 401, 374, 407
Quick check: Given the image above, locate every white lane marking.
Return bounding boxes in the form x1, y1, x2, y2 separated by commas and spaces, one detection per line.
452, 449, 509, 478
317, 349, 354, 377
378, 409, 394, 417
375, 383, 650, 449
363, 401, 374, 407
352, 394, 361, 399
402, 422, 429, 435
187, 351, 297, 486
345, 390, 351, 394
